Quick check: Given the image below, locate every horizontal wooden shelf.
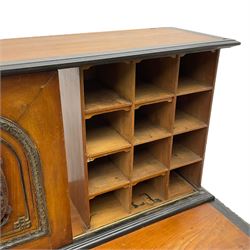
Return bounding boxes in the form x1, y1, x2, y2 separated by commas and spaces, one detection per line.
84, 81, 131, 118
135, 81, 173, 107
177, 77, 213, 96
168, 172, 195, 200
90, 191, 128, 229
88, 159, 130, 199
171, 144, 202, 170
134, 119, 171, 146
174, 111, 207, 135
86, 126, 131, 160
132, 149, 167, 183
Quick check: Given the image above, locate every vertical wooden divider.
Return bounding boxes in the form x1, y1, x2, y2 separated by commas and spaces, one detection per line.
173, 50, 220, 188
166, 55, 181, 199
59, 67, 90, 228
127, 61, 136, 213
195, 50, 221, 186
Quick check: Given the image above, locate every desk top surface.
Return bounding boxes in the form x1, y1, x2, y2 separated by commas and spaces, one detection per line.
0, 27, 239, 73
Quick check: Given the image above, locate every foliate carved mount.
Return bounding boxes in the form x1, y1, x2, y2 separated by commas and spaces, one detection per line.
0, 161, 12, 227
0, 117, 49, 249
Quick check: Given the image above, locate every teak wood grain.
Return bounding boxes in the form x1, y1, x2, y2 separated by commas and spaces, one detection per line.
58, 68, 90, 228
1, 28, 228, 65
1, 71, 72, 248
1, 28, 240, 249
93, 203, 250, 250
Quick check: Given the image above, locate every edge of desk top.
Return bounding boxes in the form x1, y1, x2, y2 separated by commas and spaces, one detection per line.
0, 27, 240, 74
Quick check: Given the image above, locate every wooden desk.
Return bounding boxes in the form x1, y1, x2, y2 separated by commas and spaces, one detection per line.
94, 201, 250, 250
0, 28, 240, 249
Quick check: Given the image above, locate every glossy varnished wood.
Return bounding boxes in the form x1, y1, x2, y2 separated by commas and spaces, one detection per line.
1, 28, 240, 249
58, 68, 90, 228
94, 203, 250, 249
1, 28, 226, 65
1, 72, 72, 248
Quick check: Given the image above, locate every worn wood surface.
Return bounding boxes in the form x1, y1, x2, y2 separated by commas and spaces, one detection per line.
0, 28, 224, 65
93, 203, 250, 250
1, 71, 72, 248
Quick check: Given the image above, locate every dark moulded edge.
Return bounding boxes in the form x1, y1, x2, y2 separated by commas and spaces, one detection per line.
61, 188, 214, 250
0, 39, 240, 75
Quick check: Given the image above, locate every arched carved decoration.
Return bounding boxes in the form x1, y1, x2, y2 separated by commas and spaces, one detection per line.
0, 117, 49, 249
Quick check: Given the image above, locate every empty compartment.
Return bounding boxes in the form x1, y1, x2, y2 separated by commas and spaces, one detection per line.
88, 151, 131, 199
83, 62, 134, 118
174, 91, 212, 135
132, 139, 170, 183
171, 128, 206, 170
86, 110, 132, 160
135, 57, 178, 107
177, 51, 218, 96
90, 187, 131, 229
134, 101, 173, 145
132, 175, 167, 213
168, 165, 198, 200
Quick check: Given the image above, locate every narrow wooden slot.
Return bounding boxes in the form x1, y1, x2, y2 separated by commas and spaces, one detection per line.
132, 139, 170, 183
134, 120, 171, 145
135, 81, 174, 107
84, 81, 131, 118
171, 144, 202, 170
177, 77, 213, 96
174, 91, 212, 135
135, 56, 179, 107
168, 171, 195, 200
177, 162, 203, 187
83, 62, 134, 117
86, 110, 132, 160
174, 111, 207, 135
177, 51, 218, 96
132, 176, 167, 213
88, 155, 130, 199
133, 149, 166, 183
134, 102, 173, 145
90, 188, 131, 229
171, 129, 207, 169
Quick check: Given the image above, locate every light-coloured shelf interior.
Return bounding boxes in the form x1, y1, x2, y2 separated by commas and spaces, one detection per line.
84, 81, 131, 118
90, 191, 128, 229
132, 177, 166, 213
86, 125, 131, 161
171, 144, 202, 170
134, 119, 171, 146
132, 148, 167, 183
174, 111, 207, 135
88, 158, 130, 199
168, 171, 195, 200
177, 77, 213, 96
135, 81, 173, 107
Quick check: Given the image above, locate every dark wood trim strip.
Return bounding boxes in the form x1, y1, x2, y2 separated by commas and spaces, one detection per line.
62, 188, 214, 250
1, 39, 240, 75
211, 199, 250, 236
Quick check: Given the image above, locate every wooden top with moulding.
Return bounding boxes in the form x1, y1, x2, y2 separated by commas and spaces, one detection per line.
0, 27, 240, 73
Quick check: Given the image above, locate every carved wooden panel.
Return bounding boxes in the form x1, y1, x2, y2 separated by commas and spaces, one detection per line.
0, 71, 72, 249
0, 117, 48, 248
